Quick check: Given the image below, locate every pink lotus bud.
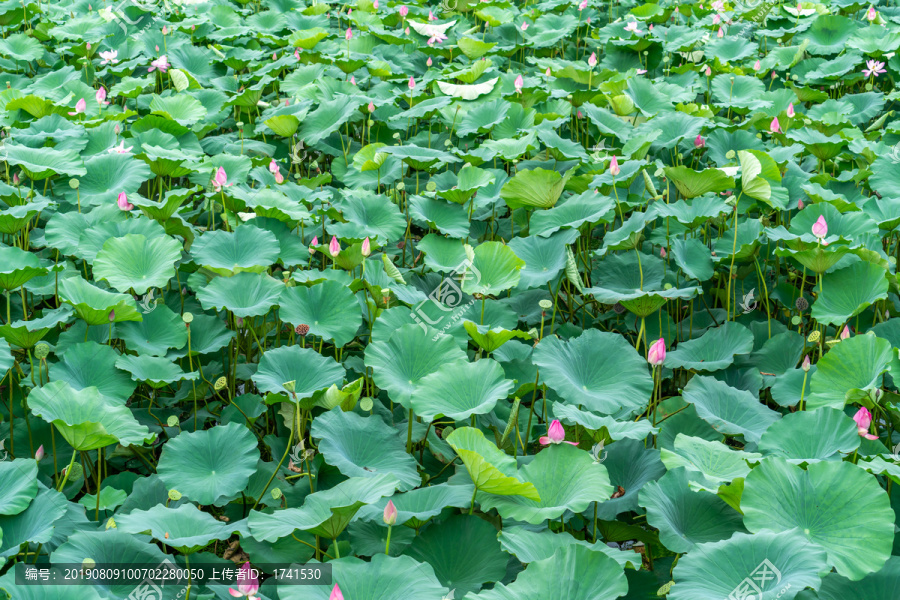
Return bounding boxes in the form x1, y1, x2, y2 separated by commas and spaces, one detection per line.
294, 49, 300, 60
350, 75, 356, 85
275, 172, 284, 184
521, 22, 528, 31
368, 102, 375, 113
96, 86, 107, 105
269, 159, 278, 174
213, 167, 228, 190
545, 67, 551, 76
383, 499, 397, 525
114, 123, 120, 135
408, 76, 416, 90
427, 57, 432, 66
155, 45, 159, 52
272, 52, 277, 61
840, 325, 850, 340
361, 237, 371, 257
588, 52, 597, 68
704, 65, 712, 76
399, 5, 408, 17
798, 198, 804, 209
108, 310, 116, 321
717, 26, 724, 37
514, 74, 523, 93
753, 59, 761, 71
786, 103, 795, 118
647, 337, 666, 366
86, 42, 91, 50
405, 27, 410, 35
68, 98, 86, 116
694, 134, 705, 148
374, 0, 379, 8
867, 6, 876, 20
579, 0, 588, 8
428, 10, 435, 20
801, 355, 811, 372
329, 236, 341, 257
713, 14, 720, 24
35, 445, 44, 461
539, 420, 578, 445
770, 116, 781, 133
117, 191, 134, 211
13, 173, 19, 185
660, 247, 667, 258
853, 407, 878, 440
309, 236, 318, 254
811, 215, 827, 239
330, 585, 344, 600
577, 110, 583, 118
228, 563, 260, 598
346, 27, 353, 41
609, 155, 620, 176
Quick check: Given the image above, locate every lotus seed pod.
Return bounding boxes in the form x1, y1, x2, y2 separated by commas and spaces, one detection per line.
166, 415, 179, 427
795, 297, 809, 311
396, 181, 405, 191
182, 311, 193, 324
65, 462, 84, 480
283, 380, 296, 393
360, 397, 374, 411
69, 178, 80, 189
168, 489, 182, 501
426, 181, 437, 192
271, 488, 283, 499
807, 330, 821, 343
106, 517, 117, 530
215, 376, 227, 391
295, 324, 310, 336
539, 299, 553, 309
33, 342, 50, 360
82, 559, 96, 570
613, 303, 626, 314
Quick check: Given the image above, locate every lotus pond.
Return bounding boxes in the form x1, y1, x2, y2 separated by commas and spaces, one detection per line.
2, 0, 900, 598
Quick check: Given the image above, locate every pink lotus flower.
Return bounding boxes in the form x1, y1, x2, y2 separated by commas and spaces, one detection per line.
609, 155, 620, 176
717, 26, 724, 38
108, 140, 133, 154
840, 325, 850, 340
117, 192, 134, 211
797, 198, 804, 209
35, 445, 44, 461
383, 499, 397, 524
399, 5, 408, 17
811, 215, 827, 239
86, 42, 91, 51
346, 27, 353, 41
408, 76, 416, 90
212, 167, 231, 191
853, 407, 879, 440
309, 236, 318, 254
350, 75, 356, 85
786, 102, 795, 118
712, 14, 721, 24
268, 159, 279, 175
660, 247, 667, 258
521, 22, 528, 31
539, 420, 578, 446
769, 116, 780, 133
624, 21, 641, 34
694, 134, 705, 148
330, 585, 344, 600
148, 55, 169, 73
647, 337, 666, 366
405, 27, 410, 35
99, 50, 118, 65
374, 0, 379, 9
228, 562, 260, 600
294, 49, 300, 60
362, 237, 371, 257
636, 68, 647, 74
863, 59, 886, 78
329, 236, 341, 257
514, 74, 523, 94
272, 52, 277, 61
588, 52, 597, 67
801, 355, 811, 372
579, 0, 588, 8
867, 5, 876, 20
704, 64, 712, 76
162, 26, 168, 35
426, 57, 432, 66
753, 59, 760, 71
428, 10, 436, 20
96, 87, 108, 105
68, 98, 86, 116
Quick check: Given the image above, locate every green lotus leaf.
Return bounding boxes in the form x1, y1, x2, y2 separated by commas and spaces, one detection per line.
92, 233, 182, 295
3, 143, 86, 179
527, 191, 615, 237
356, 483, 475, 528
58, 276, 143, 326
0, 483, 67, 561
462, 320, 532, 353
279, 280, 362, 348
0, 306, 74, 349
758, 408, 859, 463
191, 225, 280, 276
665, 322, 754, 372
156, 422, 259, 506
329, 190, 407, 242
817, 555, 900, 600
28, 381, 155, 451
742, 457, 894, 580
460, 241, 525, 296
669, 530, 828, 600
500, 167, 575, 211
533, 329, 653, 415
507, 229, 579, 289
589, 437, 666, 521
265, 114, 300, 137
114, 354, 199, 388
116, 304, 188, 356
0, 459, 38, 515
811, 261, 889, 325
660, 434, 761, 485
551, 403, 658, 440
149, 94, 208, 126
253, 345, 346, 402
498, 526, 641, 570
0, 245, 48, 291
0, 338, 10, 374
0, 33, 43, 61
445, 427, 540, 501
311, 409, 420, 491
682, 375, 781, 443
671, 237, 715, 281
196, 271, 284, 318
49, 341, 137, 401
807, 333, 893, 410
78, 153, 153, 206
171, 313, 234, 356
412, 359, 513, 421
300, 97, 363, 146
663, 166, 735, 199
115, 503, 242, 554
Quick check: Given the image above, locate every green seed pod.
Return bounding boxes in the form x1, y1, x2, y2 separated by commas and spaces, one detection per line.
215, 376, 227, 391
539, 299, 552, 310
168, 489, 182, 501
68, 179, 80, 189
360, 397, 374, 412
182, 312, 194, 324
33, 342, 50, 360
166, 415, 179, 427
271, 487, 283, 499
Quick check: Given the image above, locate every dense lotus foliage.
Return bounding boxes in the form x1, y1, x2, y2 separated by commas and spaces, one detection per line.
3, 0, 900, 598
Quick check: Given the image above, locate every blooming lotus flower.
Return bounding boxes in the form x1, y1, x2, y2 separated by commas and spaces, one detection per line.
68, 98, 86, 116
786, 102, 795, 118
636, 68, 647, 74
108, 140, 134, 154
514, 74, 523, 94
428, 10, 436, 20
96, 87, 108, 105
647, 337, 666, 366
769, 116, 780, 133
212, 167, 231, 191
539, 420, 578, 446
853, 407, 879, 440
361, 237, 371, 257
863, 59, 886, 78
329, 236, 341, 257
711, 0, 724, 9
346, 27, 353, 41
148, 55, 169, 73
694, 134, 705, 148
609, 155, 620, 176
588, 52, 597, 67
383, 499, 397, 524
521, 22, 528, 30
309, 236, 318, 254
753, 59, 760, 71
35, 445, 44, 461
268, 159, 279, 175
228, 562, 260, 600
330, 585, 344, 600
840, 325, 850, 340
99, 50, 118, 65
399, 5, 408, 17
408, 76, 416, 90
117, 192, 134, 211
624, 21, 641, 34
812, 215, 827, 239
867, 5, 876, 21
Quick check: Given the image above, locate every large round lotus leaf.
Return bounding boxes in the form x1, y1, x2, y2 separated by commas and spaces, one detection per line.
411, 358, 513, 421
172, 313, 234, 356
639, 467, 746, 553
196, 271, 283, 317
528, 191, 615, 237
498, 526, 641, 570
49, 341, 137, 402
807, 334, 893, 410
477, 444, 612, 524
445, 427, 540, 500
77, 218, 169, 264
247, 474, 400, 542
462, 320, 532, 353
311, 409, 420, 491
403, 515, 508, 596
0, 306, 74, 349
191, 224, 280, 276
551, 403, 658, 440
2, 144, 85, 180
532, 329, 653, 415
156, 422, 259, 506
0, 459, 38, 515
279, 553, 448, 600
114, 354, 199, 388
811, 261, 889, 326
417, 234, 469, 274
78, 152, 153, 205
665, 322, 754, 372
28, 381, 155, 451
466, 544, 628, 600
253, 345, 346, 400
115, 503, 241, 554
507, 229, 579, 289
758, 408, 859, 463
279, 279, 362, 348
0, 483, 67, 561
682, 375, 781, 443
460, 241, 525, 296
817, 555, 900, 600
58, 276, 143, 325
669, 530, 828, 600
92, 233, 182, 295
741, 457, 894, 580
365, 323, 468, 409
330, 190, 407, 242
660, 434, 760, 486
592, 437, 666, 520
116, 304, 189, 356
356, 483, 475, 527
771, 365, 814, 407
0, 245, 48, 291
349, 519, 416, 557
